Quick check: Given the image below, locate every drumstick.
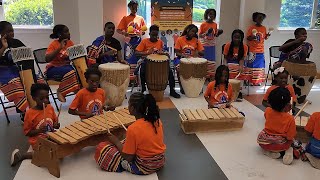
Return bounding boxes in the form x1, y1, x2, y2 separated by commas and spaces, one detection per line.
103, 110, 111, 133
106, 45, 117, 52
290, 97, 293, 115
235, 72, 241, 79
57, 104, 62, 119
112, 113, 127, 131
43, 103, 46, 119
294, 101, 309, 119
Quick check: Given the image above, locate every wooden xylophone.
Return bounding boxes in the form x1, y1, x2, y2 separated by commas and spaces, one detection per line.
295, 116, 310, 143
31, 108, 135, 178
179, 107, 245, 134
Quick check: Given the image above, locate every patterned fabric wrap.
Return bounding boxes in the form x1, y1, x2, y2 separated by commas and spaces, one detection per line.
87, 36, 118, 66
281, 42, 313, 63
257, 129, 292, 152
95, 142, 165, 175
305, 137, 320, 158
247, 53, 265, 85
204, 46, 216, 61
206, 61, 215, 79
125, 36, 141, 64
228, 63, 251, 80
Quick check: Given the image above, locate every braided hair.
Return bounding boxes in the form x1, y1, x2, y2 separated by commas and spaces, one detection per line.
50, 24, 67, 39
227, 29, 245, 62
129, 92, 160, 133
0, 21, 12, 34
268, 87, 291, 112
214, 65, 230, 91
181, 24, 199, 39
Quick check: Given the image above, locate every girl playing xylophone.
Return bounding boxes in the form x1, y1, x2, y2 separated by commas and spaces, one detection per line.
95, 92, 166, 175
45, 24, 80, 102
10, 83, 60, 166
204, 65, 233, 109
257, 87, 296, 165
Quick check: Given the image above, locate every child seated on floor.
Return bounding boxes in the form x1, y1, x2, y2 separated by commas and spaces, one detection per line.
11, 83, 60, 166
257, 87, 296, 165
94, 92, 166, 175
262, 67, 296, 110
204, 65, 233, 108
304, 112, 320, 169
68, 67, 115, 119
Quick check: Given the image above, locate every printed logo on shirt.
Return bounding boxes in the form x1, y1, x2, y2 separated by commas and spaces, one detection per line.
182, 45, 195, 56
36, 118, 54, 133
86, 99, 103, 116
214, 91, 228, 104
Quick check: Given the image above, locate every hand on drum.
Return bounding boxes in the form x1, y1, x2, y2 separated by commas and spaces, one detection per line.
119, 60, 129, 65
104, 49, 117, 56
103, 106, 116, 111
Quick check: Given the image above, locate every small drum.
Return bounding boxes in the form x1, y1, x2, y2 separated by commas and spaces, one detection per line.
11, 47, 37, 107
146, 54, 169, 102
67, 44, 88, 88
229, 79, 241, 101
282, 61, 317, 104
98, 63, 130, 107
179, 58, 207, 98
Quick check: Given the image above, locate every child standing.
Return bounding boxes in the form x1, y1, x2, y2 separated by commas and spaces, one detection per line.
11, 83, 60, 166
257, 87, 296, 165
68, 68, 115, 119
204, 65, 233, 108
262, 67, 296, 108
94, 92, 166, 174
246, 12, 270, 86
304, 113, 320, 169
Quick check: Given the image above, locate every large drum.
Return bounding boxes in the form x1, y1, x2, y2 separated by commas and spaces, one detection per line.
67, 44, 88, 88
98, 63, 130, 107
146, 54, 169, 102
282, 60, 317, 104
11, 47, 37, 108
229, 79, 241, 101
180, 58, 207, 98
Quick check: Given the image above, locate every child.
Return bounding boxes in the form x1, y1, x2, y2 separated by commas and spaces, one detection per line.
204, 65, 233, 108
135, 25, 180, 98
246, 12, 270, 86
94, 92, 166, 174
304, 113, 320, 169
68, 67, 115, 119
45, 24, 80, 102
277, 28, 313, 67
10, 83, 60, 166
257, 87, 296, 165
199, 9, 223, 62
262, 67, 296, 108
174, 24, 205, 94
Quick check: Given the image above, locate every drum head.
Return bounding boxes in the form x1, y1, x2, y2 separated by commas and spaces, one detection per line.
146, 54, 168, 62
180, 58, 207, 64
98, 63, 130, 70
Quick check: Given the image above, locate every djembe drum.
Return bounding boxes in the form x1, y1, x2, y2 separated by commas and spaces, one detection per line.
179, 58, 207, 98
67, 44, 88, 88
11, 47, 37, 108
146, 54, 169, 101
229, 79, 241, 101
98, 63, 130, 107
282, 60, 317, 104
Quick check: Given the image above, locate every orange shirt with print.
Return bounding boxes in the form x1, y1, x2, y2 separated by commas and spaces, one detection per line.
46, 40, 74, 69
23, 104, 58, 147
117, 15, 146, 33
305, 112, 320, 140
122, 118, 166, 158
204, 81, 233, 105
69, 88, 105, 119
264, 107, 296, 140
174, 36, 204, 57
223, 42, 249, 60
199, 22, 218, 36
263, 85, 297, 103
136, 38, 164, 53
246, 25, 267, 53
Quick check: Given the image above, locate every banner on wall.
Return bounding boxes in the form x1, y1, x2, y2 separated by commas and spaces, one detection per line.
151, 0, 193, 31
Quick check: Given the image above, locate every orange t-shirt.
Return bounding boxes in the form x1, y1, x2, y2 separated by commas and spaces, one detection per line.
174, 36, 204, 57
199, 22, 218, 46
135, 38, 164, 53
122, 118, 166, 158
263, 85, 297, 103
204, 81, 233, 105
223, 42, 249, 61
264, 107, 296, 140
246, 25, 267, 53
117, 15, 146, 33
46, 40, 74, 69
69, 88, 105, 119
23, 105, 58, 147
305, 112, 320, 140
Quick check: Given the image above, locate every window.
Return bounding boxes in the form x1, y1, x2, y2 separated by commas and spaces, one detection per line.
127, 0, 217, 26
3, 0, 54, 27
280, 0, 319, 29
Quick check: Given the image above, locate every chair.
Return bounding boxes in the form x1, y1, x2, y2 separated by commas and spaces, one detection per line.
129, 64, 139, 93
264, 46, 281, 92
0, 95, 14, 123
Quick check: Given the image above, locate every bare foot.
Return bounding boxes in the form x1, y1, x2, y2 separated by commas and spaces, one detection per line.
57, 90, 66, 102
305, 153, 320, 169
263, 150, 281, 159
283, 147, 294, 165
